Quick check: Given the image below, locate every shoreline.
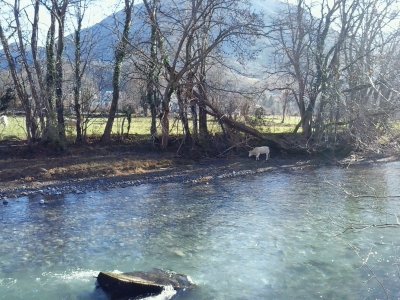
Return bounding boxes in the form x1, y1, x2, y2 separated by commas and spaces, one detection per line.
1, 152, 398, 201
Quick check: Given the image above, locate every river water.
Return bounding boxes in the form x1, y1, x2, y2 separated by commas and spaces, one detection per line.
1, 162, 400, 299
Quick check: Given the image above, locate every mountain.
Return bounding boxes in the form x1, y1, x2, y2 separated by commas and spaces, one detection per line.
64, 0, 285, 70
1, 0, 286, 80
64, 5, 146, 62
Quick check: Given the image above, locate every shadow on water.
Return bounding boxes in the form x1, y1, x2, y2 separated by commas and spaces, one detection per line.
1, 162, 400, 299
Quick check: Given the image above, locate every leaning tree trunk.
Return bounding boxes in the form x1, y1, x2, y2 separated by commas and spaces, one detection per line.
293, 108, 313, 139
102, 58, 123, 143
293, 88, 315, 139
203, 98, 307, 152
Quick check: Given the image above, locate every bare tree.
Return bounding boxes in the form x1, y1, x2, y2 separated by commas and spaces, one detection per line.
342, 0, 400, 149
101, 0, 135, 143
13, 0, 45, 133
53, 0, 70, 142
144, 0, 162, 140
32, 0, 72, 146
70, 0, 96, 143
142, 0, 264, 149
0, 2, 39, 142
268, 0, 360, 140
31, 0, 46, 104
72, 0, 85, 143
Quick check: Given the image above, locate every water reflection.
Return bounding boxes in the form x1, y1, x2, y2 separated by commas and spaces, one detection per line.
1, 162, 400, 299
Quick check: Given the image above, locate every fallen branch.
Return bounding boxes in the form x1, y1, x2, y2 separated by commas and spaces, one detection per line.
203, 100, 305, 152
217, 139, 250, 157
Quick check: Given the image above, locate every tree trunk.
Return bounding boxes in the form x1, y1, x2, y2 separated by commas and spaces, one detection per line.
102, 54, 122, 142
191, 102, 198, 140
31, 0, 50, 129
102, 0, 133, 143
293, 107, 312, 138
161, 110, 170, 149
150, 102, 157, 137
146, 78, 158, 138
302, 111, 312, 139
145, 0, 160, 140
126, 113, 132, 135
44, 10, 61, 144
158, 82, 174, 149
73, 6, 84, 144
55, 11, 67, 143
281, 92, 288, 124
198, 102, 208, 142
197, 75, 209, 143
176, 85, 192, 147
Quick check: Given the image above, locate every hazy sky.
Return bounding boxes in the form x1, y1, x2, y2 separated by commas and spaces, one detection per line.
82, 0, 143, 28
82, 0, 331, 28
5, 0, 398, 39
1, 0, 143, 34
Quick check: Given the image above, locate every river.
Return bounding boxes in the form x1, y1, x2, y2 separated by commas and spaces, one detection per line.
1, 162, 400, 299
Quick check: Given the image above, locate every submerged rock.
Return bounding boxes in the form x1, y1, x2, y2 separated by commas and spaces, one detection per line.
96, 269, 194, 299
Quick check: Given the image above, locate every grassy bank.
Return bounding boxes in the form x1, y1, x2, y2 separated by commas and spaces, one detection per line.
0, 115, 300, 141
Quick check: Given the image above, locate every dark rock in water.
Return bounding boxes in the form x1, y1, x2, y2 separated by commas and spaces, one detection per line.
2, 199, 8, 205
96, 269, 194, 299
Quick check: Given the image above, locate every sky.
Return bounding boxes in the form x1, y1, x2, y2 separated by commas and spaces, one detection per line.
0, 0, 319, 36
81, 0, 143, 29
3, 0, 142, 46
0, 0, 143, 42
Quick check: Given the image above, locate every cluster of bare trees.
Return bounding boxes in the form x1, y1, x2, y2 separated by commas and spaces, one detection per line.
268, 0, 400, 150
0, 0, 264, 150
1, 0, 399, 153
136, 0, 264, 149
0, 0, 87, 146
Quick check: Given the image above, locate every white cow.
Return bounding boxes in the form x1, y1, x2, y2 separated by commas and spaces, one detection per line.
0, 115, 8, 129
249, 146, 270, 161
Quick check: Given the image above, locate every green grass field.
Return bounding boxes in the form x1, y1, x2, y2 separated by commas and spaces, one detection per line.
0, 116, 26, 140
253, 116, 300, 133
0, 115, 300, 141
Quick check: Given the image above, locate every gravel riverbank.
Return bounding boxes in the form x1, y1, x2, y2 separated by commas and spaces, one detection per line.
0, 156, 319, 200
1, 146, 398, 202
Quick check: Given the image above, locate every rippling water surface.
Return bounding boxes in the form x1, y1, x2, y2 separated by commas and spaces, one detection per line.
1, 162, 400, 299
